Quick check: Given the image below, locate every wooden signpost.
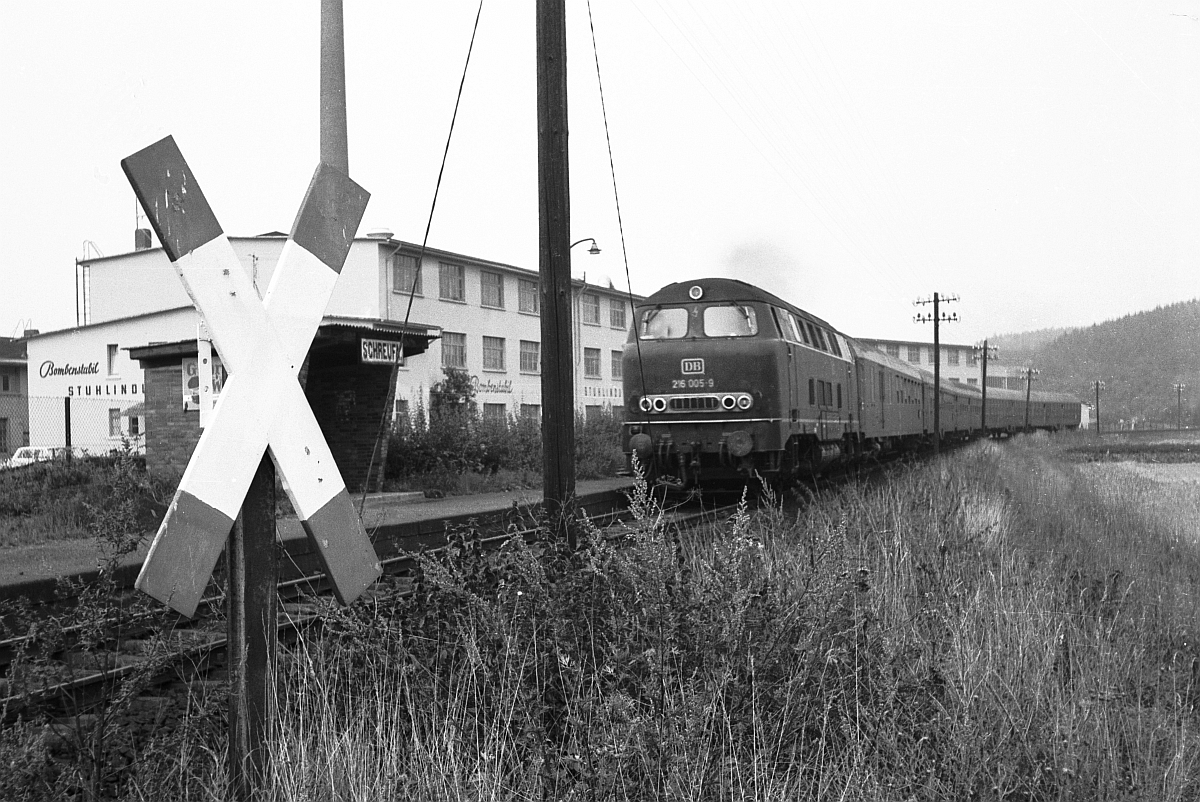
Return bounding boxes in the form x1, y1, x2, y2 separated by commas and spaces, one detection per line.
123, 136, 377, 797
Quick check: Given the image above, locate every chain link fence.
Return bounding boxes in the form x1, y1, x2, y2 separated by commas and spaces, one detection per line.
4, 396, 146, 459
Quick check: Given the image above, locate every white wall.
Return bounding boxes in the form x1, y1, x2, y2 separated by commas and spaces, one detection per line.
26, 307, 198, 449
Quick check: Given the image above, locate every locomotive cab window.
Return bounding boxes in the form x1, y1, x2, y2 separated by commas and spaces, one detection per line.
703, 304, 758, 337
638, 307, 689, 339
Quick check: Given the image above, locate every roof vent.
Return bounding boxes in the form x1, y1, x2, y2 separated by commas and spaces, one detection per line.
366, 228, 394, 240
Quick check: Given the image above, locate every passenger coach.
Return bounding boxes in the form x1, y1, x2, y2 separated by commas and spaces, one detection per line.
621, 278, 1079, 487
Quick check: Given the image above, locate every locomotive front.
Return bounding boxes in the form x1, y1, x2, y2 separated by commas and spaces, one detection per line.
621, 279, 789, 486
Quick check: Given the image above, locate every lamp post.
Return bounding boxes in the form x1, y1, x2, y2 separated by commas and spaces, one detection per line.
570, 237, 602, 255
973, 340, 998, 435
1174, 382, 1186, 430
1094, 380, 1105, 436
1021, 367, 1040, 431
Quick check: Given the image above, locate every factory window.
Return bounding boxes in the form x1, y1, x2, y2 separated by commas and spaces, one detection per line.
947, 349, 960, 366
609, 298, 627, 329
519, 279, 539, 314
585, 405, 604, 422
442, 332, 467, 368
439, 262, 465, 302
1, 373, 8, 393
393, 254, 422, 295
107, 344, 119, 376
886, 343, 900, 358
611, 350, 623, 379
481, 271, 504, 308
129, 416, 141, 437
837, 383, 842, 409
482, 336, 506, 371
808, 378, 816, 406
483, 403, 506, 422
907, 346, 920, 363
582, 293, 601, 325
584, 347, 602, 378
521, 403, 540, 419
967, 378, 978, 386
0, 418, 7, 452
394, 399, 410, 422
520, 340, 540, 373
108, 408, 121, 438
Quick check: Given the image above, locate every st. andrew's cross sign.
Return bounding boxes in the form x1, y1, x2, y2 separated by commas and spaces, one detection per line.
122, 136, 381, 618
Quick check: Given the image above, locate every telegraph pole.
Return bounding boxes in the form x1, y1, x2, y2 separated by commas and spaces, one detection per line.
1175, 382, 1186, 430
537, 0, 576, 547
914, 292, 959, 454
1094, 380, 1105, 435
974, 340, 997, 436
1022, 367, 1040, 431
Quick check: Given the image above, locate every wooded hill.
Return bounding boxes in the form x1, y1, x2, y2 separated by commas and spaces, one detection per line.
988, 299, 1200, 427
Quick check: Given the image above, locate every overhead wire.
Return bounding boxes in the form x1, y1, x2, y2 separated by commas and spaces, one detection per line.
586, 0, 651, 431
359, 0, 486, 520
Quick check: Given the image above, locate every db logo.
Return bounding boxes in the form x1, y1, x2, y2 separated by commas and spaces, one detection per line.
681, 358, 705, 374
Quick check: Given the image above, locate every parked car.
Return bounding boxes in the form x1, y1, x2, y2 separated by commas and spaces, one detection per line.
3, 446, 89, 469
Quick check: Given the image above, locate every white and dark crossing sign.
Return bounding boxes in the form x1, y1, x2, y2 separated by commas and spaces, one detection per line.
122, 136, 381, 618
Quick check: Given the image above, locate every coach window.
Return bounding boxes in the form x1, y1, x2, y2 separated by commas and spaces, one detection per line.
774, 309, 797, 342
792, 314, 812, 346
827, 333, 843, 358
638, 307, 688, 339
703, 304, 758, 337
806, 322, 825, 351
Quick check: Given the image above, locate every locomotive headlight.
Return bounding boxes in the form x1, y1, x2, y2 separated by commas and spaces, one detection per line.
630, 433, 653, 459
736, 394, 753, 410
639, 396, 653, 412
652, 397, 667, 412
721, 395, 737, 410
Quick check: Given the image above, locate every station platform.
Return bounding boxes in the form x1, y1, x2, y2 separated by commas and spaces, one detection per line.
0, 477, 635, 598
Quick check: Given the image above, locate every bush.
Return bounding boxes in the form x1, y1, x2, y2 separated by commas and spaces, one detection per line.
384, 370, 625, 490
0, 447, 171, 547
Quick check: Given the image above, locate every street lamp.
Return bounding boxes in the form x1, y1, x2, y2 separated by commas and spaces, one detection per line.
570, 237, 601, 255
1093, 380, 1105, 436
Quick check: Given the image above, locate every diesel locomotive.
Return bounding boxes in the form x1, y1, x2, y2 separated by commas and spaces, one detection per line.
621, 278, 1079, 486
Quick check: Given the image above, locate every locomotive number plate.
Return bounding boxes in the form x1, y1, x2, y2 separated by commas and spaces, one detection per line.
681, 358, 705, 374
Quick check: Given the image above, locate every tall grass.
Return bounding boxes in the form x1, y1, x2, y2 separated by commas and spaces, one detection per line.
120, 437, 1200, 799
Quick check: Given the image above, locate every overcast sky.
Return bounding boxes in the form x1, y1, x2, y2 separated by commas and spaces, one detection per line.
2, 1, 1198, 346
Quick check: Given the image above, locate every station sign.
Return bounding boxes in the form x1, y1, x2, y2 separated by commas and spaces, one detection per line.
360, 337, 406, 365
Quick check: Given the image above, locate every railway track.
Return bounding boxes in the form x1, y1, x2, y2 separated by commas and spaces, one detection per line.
0, 443, 945, 732
0, 484, 743, 728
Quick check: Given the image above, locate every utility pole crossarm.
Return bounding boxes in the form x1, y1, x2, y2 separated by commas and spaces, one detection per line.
913, 292, 960, 454
974, 340, 998, 434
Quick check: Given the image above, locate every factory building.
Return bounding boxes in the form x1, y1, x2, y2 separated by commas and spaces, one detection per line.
24, 232, 637, 485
